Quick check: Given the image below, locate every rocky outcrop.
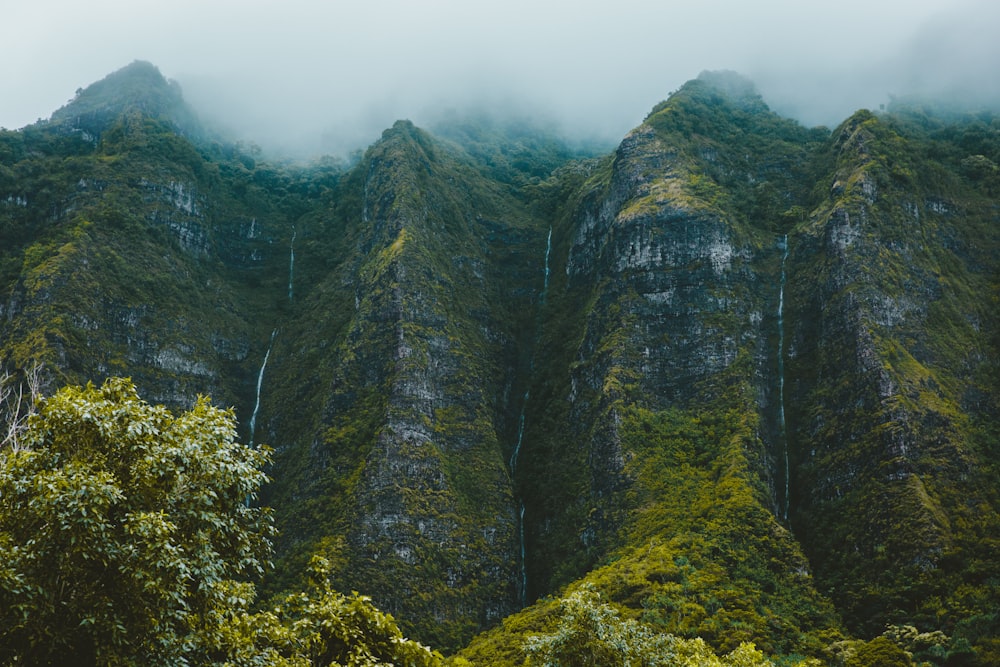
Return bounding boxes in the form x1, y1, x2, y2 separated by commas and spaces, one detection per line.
517, 76, 824, 604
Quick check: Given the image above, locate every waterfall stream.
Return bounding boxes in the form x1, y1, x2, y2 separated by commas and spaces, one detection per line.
509, 391, 528, 472
362, 162, 375, 223
518, 502, 527, 606
777, 234, 789, 521
541, 227, 552, 303
510, 226, 554, 608
248, 329, 277, 448
509, 390, 529, 608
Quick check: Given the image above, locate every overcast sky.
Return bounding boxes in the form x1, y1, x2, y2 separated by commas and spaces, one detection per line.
3, 0, 998, 157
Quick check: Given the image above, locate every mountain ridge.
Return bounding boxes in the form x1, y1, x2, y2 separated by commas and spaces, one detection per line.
1, 64, 998, 664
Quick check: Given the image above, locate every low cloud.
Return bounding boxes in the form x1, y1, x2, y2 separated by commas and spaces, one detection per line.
3, 0, 996, 156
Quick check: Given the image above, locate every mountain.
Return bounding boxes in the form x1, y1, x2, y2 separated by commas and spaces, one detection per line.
50, 60, 205, 141
1, 65, 998, 664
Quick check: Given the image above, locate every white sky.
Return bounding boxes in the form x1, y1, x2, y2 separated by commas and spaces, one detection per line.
2, 0, 998, 156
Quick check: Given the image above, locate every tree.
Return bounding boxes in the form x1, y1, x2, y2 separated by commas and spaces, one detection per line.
0, 363, 45, 451
0, 376, 446, 666
844, 636, 912, 667
265, 556, 441, 667
0, 377, 273, 665
524, 584, 774, 667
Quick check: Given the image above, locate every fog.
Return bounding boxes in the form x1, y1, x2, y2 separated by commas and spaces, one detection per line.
3, 0, 999, 157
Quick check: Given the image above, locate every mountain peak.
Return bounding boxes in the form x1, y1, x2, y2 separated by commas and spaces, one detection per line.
675, 69, 770, 116
50, 60, 202, 138
695, 69, 760, 100
643, 70, 774, 129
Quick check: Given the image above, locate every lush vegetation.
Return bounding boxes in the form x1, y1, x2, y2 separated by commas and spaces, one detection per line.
1, 63, 998, 665
519, 585, 774, 667
785, 101, 1000, 661
0, 376, 440, 666
457, 74, 999, 666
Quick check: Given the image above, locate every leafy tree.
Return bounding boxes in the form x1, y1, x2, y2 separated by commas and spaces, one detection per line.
266, 556, 441, 667
524, 584, 774, 667
0, 377, 274, 665
0, 376, 445, 666
843, 636, 913, 667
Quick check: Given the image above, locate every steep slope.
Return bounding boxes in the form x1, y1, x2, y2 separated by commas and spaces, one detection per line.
480, 72, 844, 660
49, 60, 205, 141
0, 62, 294, 412
0, 65, 572, 652
461, 79, 1000, 666
786, 107, 1000, 643
258, 121, 553, 650
3, 63, 999, 664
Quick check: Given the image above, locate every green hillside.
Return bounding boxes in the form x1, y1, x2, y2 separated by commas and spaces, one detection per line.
1, 63, 998, 665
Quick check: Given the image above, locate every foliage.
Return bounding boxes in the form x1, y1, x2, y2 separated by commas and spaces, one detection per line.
880, 624, 973, 666
523, 585, 774, 667
267, 556, 442, 667
842, 637, 913, 667
0, 377, 273, 664
49, 60, 201, 139
430, 109, 607, 189
0, 377, 445, 666
642, 70, 829, 233
461, 391, 843, 665
570, 401, 841, 657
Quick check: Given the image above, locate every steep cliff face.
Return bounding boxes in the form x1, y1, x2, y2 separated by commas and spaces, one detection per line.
259, 120, 551, 650
442, 78, 829, 664
521, 74, 822, 593
3, 64, 999, 663
786, 109, 1000, 637
464, 77, 1000, 665
0, 62, 291, 412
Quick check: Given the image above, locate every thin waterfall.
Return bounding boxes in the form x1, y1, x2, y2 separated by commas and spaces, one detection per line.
362, 162, 375, 223
248, 329, 277, 448
518, 502, 527, 606
288, 228, 296, 301
509, 226, 555, 609
541, 227, 552, 303
509, 391, 528, 472
777, 234, 790, 520
509, 390, 529, 608
510, 226, 557, 607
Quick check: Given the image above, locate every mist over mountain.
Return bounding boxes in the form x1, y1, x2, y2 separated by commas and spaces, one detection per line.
751, 0, 1000, 127
4, 0, 999, 160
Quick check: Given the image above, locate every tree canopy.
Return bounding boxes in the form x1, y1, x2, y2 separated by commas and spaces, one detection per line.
524, 585, 775, 667
0, 377, 441, 666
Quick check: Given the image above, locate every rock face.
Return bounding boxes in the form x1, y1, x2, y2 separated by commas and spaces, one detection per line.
2, 66, 999, 659
518, 77, 820, 595
0, 61, 291, 413
786, 110, 1000, 636
255, 121, 550, 649
536, 123, 765, 570
297, 122, 527, 646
